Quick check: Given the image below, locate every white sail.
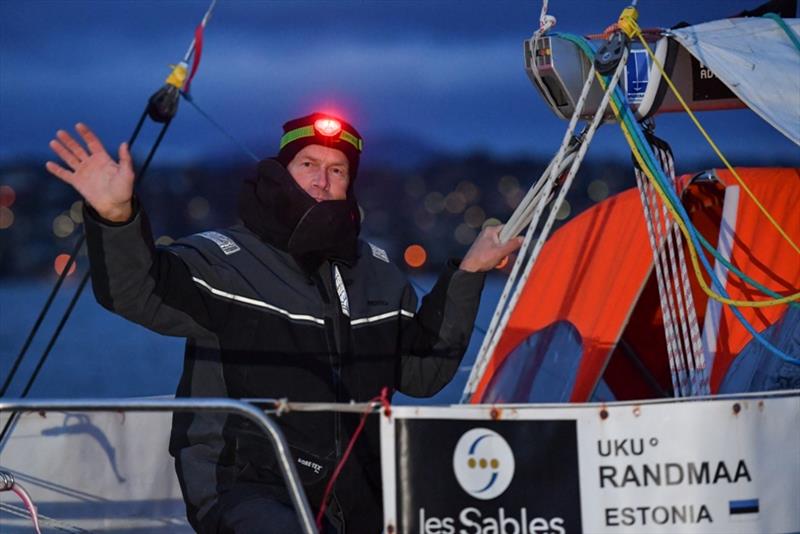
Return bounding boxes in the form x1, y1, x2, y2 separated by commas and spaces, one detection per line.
671, 18, 800, 146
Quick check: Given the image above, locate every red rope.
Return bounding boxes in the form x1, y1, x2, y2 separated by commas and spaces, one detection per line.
315, 387, 391, 529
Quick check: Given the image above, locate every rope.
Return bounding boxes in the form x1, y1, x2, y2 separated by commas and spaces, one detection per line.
631, 27, 800, 256
462, 45, 629, 402
556, 31, 800, 307
634, 167, 688, 395
553, 29, 797, 363
658, 146, 707, 394
500, 145, 578, 242
463, 56, 600, 401
653, 146, 696, 393
535, 0, 557, 37
315, 387, 391, 530
0, 502, 87, 533
609, 75, 799, 308
606, 78, 798, 363
182, 93, 261, 162
1, 472, 42, 534
637, 139, 708, 395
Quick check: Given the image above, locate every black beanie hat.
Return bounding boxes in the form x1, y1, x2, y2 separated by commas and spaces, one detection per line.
276, 112, 364, 183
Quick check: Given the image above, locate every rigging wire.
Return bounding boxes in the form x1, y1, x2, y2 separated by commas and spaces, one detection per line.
0, 120, 174, 448
1, 0, 216, 445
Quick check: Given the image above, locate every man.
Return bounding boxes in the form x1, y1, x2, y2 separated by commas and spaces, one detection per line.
46, 113, 522, 533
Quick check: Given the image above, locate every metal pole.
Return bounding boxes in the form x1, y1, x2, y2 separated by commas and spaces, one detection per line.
0, 398, 318, 534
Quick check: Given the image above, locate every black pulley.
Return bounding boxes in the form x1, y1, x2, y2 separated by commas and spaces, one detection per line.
147, 83, 181, 123
594, 32, 628, 75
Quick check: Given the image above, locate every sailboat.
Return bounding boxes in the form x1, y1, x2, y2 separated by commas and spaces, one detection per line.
2, 1, 799, 533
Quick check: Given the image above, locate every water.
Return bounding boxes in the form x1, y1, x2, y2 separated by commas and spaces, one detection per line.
0, 274, 504, 404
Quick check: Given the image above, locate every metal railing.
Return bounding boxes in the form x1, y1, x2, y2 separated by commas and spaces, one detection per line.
0, 397, 318, 534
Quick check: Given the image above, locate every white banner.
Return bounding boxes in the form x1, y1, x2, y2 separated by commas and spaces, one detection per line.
381, 391, 800, 534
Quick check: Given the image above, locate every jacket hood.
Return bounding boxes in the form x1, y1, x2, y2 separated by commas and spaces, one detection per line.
238, 158, 360, 269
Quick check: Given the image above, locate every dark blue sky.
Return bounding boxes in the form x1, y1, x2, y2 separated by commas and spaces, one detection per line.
1, 0, 797, 166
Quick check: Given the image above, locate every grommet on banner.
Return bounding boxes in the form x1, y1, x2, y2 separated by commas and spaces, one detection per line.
599, 408, 609, 420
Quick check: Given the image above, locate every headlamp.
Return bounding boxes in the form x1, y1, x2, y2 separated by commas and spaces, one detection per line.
280, 115, 363, 152
314, 118, 342, 137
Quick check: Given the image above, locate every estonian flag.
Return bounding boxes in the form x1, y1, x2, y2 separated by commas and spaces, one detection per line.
729, 499, 759, 520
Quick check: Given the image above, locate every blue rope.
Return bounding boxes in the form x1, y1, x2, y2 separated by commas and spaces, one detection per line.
181, 92, 261, 162
554, 31, 797, 304
552, 32, 797, 363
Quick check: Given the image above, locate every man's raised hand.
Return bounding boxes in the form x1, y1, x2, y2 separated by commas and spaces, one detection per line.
45, 123, 135, 222
459, 224, 524, 273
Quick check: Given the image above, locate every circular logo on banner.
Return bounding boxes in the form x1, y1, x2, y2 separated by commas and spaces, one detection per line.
452, 428, 515, 500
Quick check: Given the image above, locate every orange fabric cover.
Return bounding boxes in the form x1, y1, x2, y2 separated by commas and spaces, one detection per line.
471, 167, 800, 403
705, 168, 800, 391
471, 188, 653, 402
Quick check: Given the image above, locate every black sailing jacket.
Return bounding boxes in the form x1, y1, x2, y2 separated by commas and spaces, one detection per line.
84, 203, 485, 533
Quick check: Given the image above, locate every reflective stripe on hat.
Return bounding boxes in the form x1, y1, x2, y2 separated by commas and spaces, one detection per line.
280, 125, 363, 152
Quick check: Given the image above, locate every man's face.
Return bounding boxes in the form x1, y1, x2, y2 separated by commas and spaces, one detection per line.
286, 144, 350, 202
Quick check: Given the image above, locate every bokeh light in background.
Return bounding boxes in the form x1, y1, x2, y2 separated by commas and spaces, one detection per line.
54, 253, 77, 276
404, 244, 427, 268
454, 223, 477, 245
464, 205, 486, 228
52, 214, 75, 238
444, 191, 467, 214
456, 181, 480, 204
555, 199, 571, 220
0, 185, 16, 207
404, 176, 426, 198
69, 200, 84, 223
413, 208, 436, 231
187, 196, 210, 221
0, 185, 15, 230
423, 192, 445, 214
0, 206, 14, 230
587, 179, 609, 202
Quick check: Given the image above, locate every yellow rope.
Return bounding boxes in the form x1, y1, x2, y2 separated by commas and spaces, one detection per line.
630, 24, 800, 256
597, 70, 800, 307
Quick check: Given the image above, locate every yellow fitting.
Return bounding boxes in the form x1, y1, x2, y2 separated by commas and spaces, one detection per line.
617, 6, 639, 38
165, 62, 189, 89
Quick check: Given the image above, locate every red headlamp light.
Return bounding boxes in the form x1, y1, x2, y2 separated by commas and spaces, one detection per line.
314, 118, 342, 137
